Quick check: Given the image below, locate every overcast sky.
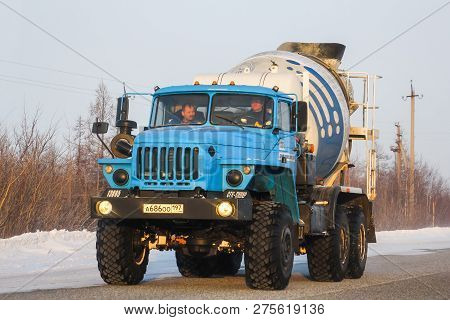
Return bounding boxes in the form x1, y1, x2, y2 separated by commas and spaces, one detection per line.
1, 0, 449, 179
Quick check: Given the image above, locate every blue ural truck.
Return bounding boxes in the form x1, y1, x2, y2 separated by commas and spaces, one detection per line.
91, 43, 379, 290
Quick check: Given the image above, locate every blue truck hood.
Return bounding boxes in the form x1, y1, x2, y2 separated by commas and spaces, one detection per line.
134, 126, 277, 150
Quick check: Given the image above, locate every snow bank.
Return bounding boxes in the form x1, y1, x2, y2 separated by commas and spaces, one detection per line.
0, 227, 449, 294
369, 227, 450, 256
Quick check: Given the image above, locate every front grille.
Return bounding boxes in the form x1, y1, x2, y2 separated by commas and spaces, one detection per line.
136, 146, 199, 184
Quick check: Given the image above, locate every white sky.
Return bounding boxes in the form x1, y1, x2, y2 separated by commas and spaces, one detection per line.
0, 0, 449, 179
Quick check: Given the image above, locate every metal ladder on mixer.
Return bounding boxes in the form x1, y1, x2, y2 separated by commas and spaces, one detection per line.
338, 71, 381, 201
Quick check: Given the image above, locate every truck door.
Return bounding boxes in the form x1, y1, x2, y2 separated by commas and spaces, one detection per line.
274, 99, 299, 221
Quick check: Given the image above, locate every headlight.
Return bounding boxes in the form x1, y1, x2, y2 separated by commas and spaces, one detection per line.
113, 169, 129, 186
226, 170, 243, 187
216, 201, 234, 217
96, 200, 112, 215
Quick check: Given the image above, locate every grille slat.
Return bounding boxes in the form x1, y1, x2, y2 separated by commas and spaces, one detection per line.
144, 147, 150, 179
168, 147, 174, 180
184, 147, 191, 180
176, 147, 182, 180
136, 147, 142, 179
137, 146, 200, 184
151, 147, 158, 180
160, 147, 167, 180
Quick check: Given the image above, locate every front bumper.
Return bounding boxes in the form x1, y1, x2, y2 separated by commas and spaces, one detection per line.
90, 196, 253, 221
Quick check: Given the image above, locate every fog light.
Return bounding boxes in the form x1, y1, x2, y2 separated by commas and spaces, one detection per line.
97, 200, 112, 215
113, 169, 129, 186
216, 201, 234, 217
104, 165, 113, 174
243, 166, 251, 175
226, 170, 243, 187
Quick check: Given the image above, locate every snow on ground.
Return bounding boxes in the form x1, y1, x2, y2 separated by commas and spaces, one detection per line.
0, 227, 449, 294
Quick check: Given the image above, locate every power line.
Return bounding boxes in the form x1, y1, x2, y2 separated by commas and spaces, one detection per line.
0, 58, 116, 82
0, 73, 95, 92
0, 1, 150, 101
0, 77, 95, 96
0, 58, 148, 87
347, 1, 450, 69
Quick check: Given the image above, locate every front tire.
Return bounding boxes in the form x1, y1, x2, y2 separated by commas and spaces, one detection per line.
245, 201, 294, 290
307, 205, 350, 281
96, 219, 149, 285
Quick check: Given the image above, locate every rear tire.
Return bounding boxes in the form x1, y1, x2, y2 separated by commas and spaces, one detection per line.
175, 251, 217, 278
245, 201, 294, 290
307, 205, 350, 281
216, 252, 243, 276
346, 209, 368, 278
96, 219, 149, 285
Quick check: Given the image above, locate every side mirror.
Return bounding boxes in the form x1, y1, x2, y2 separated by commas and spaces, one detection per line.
116, 96, 130, 125
296, 101, 308, 132
92, 121, 109, 134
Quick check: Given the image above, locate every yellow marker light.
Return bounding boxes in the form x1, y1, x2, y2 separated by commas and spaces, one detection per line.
243, 166, 251, 175
104, 165, 113, 174
97, 200, 112, 215
216, 201, 234, 217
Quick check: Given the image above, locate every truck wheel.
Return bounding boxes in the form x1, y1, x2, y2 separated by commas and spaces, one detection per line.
307, 205, 350, 282
96, 219, 149, 285
346, 209, 368, 278
175, 251, 217, 278
245, 201, 294, 290
216, 252, 243, 276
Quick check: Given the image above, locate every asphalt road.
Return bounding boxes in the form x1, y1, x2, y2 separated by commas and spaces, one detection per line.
2, 249, 449, 300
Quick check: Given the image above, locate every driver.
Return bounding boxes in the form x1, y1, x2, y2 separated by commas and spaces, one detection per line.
180, 103, 197, 124
241, 97, 272, 127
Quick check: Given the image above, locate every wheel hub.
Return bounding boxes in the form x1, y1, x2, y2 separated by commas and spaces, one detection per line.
281, 227, 293, 270
132, 230, 147, 266
358, 224, 366, 261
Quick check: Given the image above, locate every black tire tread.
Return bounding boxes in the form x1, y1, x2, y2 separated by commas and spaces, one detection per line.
216, 252, 243, 276
245, 201, 294, 290
307, 206, 349, 282
346, 209, 368, 279
175, 251, 217, 278
96, 219, 148, 285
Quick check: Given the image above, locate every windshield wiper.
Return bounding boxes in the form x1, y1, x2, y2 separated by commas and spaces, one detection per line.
215, 115, 245, 130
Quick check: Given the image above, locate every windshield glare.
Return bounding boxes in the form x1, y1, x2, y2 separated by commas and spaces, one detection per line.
151, 93, 274, 128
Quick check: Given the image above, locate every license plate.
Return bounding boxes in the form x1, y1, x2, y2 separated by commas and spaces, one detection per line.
143, 204, 184, 214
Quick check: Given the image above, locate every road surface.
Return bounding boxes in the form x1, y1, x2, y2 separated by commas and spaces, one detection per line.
1, 248, 449, 299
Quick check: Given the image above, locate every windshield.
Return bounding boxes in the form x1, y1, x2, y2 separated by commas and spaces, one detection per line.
152, 94, 209, 127
211, 94, 273, 128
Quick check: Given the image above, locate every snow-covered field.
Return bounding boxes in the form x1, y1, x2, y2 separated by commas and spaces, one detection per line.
0, 227, 449, 294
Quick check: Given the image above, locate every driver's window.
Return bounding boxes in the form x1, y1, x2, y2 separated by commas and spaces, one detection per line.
277, 101, 292, 132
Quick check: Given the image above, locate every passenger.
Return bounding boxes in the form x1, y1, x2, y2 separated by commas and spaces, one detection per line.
242, 97, 272, 127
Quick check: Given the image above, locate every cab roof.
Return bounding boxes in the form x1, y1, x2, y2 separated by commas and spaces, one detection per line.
153, 85, 293, 99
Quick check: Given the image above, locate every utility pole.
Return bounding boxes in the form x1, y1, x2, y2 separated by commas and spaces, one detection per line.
390, 122, 405, 217
390, 123, 403, 189
402, 80, 423, 219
